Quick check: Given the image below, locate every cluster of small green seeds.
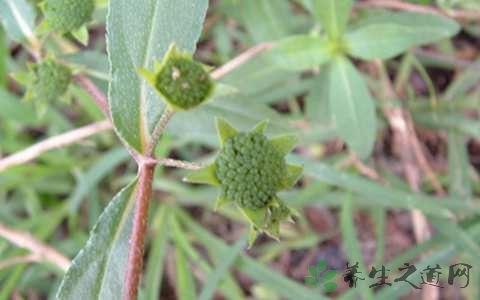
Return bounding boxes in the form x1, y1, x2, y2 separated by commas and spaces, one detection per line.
44, 0, 94, 32
216, 132, 286, 209
155, 56, 213, 110
30, 60, 71, 102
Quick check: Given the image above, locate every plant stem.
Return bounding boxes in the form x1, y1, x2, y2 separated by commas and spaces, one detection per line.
146, 108, 175, 157
123, 162, 156, 300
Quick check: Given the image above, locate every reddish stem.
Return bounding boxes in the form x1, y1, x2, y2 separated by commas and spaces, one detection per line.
123, 162, 156, 300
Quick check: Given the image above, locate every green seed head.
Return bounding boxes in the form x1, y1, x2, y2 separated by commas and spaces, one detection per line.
28, 59, 71, 102
43, 0, 94, 32
184, 119, 303, 246
216, 132, 286, 209
139, 45, 214, 111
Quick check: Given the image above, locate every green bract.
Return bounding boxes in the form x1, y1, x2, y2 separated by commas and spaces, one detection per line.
185, 118, 303, 246
43, 0, 94, 33
139, 44, 214, 111
26, 59, 71, 103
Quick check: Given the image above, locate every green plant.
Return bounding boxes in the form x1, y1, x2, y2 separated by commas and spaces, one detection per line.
272, 0, 460, 158
0, 0, 479, 300
185, 118, 302, 245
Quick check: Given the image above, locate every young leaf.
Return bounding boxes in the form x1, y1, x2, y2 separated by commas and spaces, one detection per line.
216, 117, 238, 145
283, 163, 303, 189
313, 0, 353, 38
270, 134, 298, 156
56, 179, 139, 299
328, 57, 376, 159
107, 0, 209, 153
270, 35, 331, 70
346, 12, 460, 60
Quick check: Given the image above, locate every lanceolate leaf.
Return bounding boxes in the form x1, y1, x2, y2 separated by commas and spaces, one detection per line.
270, 35, 331, 70
107, 0, 209, 153
0, 0, 36, 42
56, 179, 138, 299
346, 12, 460, 60
313, 0, 353, 38
328, 56, 376, 159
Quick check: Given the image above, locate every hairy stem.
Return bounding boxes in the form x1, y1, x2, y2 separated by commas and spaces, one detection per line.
146, 108, 175, 157
123, 162, 156, 300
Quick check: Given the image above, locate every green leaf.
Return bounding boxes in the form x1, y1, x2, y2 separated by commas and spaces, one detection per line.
270, 35, 331, 70
69, 148, 130, 214
170, 215, 245, 299
313, 0, 353, 38
346, 12, 460, 60
328, 57, 376, 159
270, 134, 298, 156
304, 276, 318, 286
316, 258, 327, 272
141, 205, 171, 300
322, 270, 338, 281
240, 206, 267, 229
290, 154, 480, 217
177, 208, 325, 300
56, 179, 139, 299
340, 196, 375, 300
214, 195, 230, 210
323, 282, 338, 292
0, 0, 37, 42
71, 25, 89, 46
283, 163, 303, 189
216, 117, 238, 145
183, 164, 220, 186
448, 130, 472, 199
229, 0, 295, 43
251, 119, 269, 134
175, 247, 197, 300
169, 96, 293, 146
308, 266, 318, 277
198, 238, 246, 300
0, 28, 6, 87
107, 0, 209, 153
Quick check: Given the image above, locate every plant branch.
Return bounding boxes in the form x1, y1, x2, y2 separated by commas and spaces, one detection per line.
0, 223, 70, 271
0, 254, 42, 270
0, 120, 112, 173
123, 162, 156, 300
210, 42, 273, 80
155, 158, 204, 170
146, 107, 175, 157
74, 75, 110, 116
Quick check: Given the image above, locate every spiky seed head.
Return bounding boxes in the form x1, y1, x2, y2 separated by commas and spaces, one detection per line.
27, 59, 71, 102
216, 132, 286, 209
43, 0, 94, 33
140, 45, 214, 111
